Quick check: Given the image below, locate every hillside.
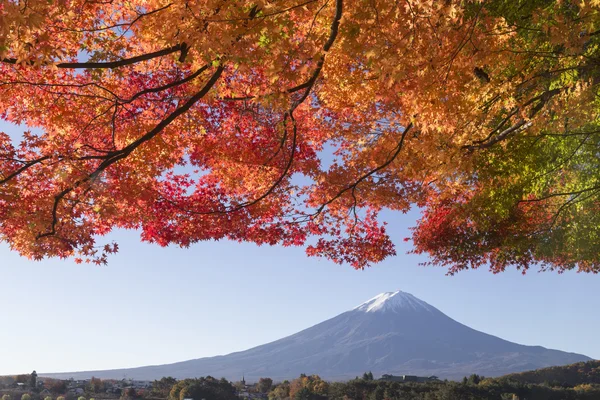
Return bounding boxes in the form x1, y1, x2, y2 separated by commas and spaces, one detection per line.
501, 360, 600, 386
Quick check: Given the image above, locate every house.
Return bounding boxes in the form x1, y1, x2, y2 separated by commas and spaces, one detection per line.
68, 387, 85, 395
106, 385, 122, 395
380, 374, 440, 383
131, 380, 151, 389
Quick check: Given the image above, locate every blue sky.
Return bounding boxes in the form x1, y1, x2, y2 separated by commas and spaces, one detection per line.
1, 207, 599, 376
1, 121, 599, 377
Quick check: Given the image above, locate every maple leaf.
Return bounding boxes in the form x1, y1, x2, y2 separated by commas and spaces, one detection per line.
0, 0, 599, 273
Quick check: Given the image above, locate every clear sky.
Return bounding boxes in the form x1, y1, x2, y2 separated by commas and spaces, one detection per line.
1, 207, 599, 376
1, 123, 599, 377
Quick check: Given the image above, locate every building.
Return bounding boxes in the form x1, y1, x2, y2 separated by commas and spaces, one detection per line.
380, 374, 440, 383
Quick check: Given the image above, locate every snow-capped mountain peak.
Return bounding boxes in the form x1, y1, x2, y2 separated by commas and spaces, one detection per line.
42, 290, 592, 381
353, 290, 434, 313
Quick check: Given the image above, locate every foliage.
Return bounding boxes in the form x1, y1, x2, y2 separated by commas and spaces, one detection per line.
29, 372, 37, 390
0, 0, 599, 273
265, 368, 600, 400
47, 380, 67, 395
289, 375, 328, 400
151, 377, 177, 398
257, 378, 273, 394
87, 378, 103, 394
169, 377, 238, 400
268, 381, 290, 400
121, 388, 137, 399
2, 395, 12, 400
463, 374, 483, 385
0, 377, 15, 388
21, 395, 31, 400
293, 387, 324, 400
502, 360, 600, 387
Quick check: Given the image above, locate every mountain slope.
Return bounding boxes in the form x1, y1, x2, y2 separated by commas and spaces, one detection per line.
42, 291, 591, 381
501, 360, 600, 386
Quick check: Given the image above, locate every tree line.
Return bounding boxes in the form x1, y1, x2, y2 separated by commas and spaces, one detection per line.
151, 370, 600, 400
4, 361, 600, 400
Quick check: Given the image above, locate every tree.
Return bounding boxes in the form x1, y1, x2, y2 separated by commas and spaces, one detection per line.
362, 372, 374, 381
29, 372, 37, 389
466, 374, 482, 385
1, 1, 599, 273
2, 395, 12, 400
257, 378, 273, 394
48, 380, 67, 395
88, 378, 103, 394
293, 387, 316, 400
21, 395, 31, 400
151, 377, 177, 397
0, 377, 15, 389
289, 375, 328, 400
268, 381, 290, 400
169, 377, 237, 400
121, 388, 137, 400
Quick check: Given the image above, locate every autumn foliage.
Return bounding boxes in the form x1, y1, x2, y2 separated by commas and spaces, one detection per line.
0, 0, 599, 273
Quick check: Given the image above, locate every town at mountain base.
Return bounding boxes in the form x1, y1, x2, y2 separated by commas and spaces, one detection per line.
4, 361, 600, 400
42, 292, 591, 381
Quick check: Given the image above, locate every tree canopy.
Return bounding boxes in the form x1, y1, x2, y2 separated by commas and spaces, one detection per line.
0, 0, 599, 273
169, 377, 238, 400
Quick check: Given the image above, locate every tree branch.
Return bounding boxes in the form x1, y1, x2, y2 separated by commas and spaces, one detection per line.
0, 155, 51, 185
2, 44, 188, 69
312, 123, 413, 216
464, 88, 562, 151
36, 65, 224, 239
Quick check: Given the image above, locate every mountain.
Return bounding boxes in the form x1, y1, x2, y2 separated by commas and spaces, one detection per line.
42, 291, 592, 381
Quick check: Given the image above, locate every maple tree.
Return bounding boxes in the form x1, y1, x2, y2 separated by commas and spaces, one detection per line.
289, 374, 329, 399
0, 0, 599, 273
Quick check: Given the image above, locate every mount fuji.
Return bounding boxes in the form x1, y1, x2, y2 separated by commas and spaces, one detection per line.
43, 291, 591, 381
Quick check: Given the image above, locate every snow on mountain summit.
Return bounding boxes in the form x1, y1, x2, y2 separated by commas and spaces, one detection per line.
353, 290, 435, 313
42, 289, 592, 381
